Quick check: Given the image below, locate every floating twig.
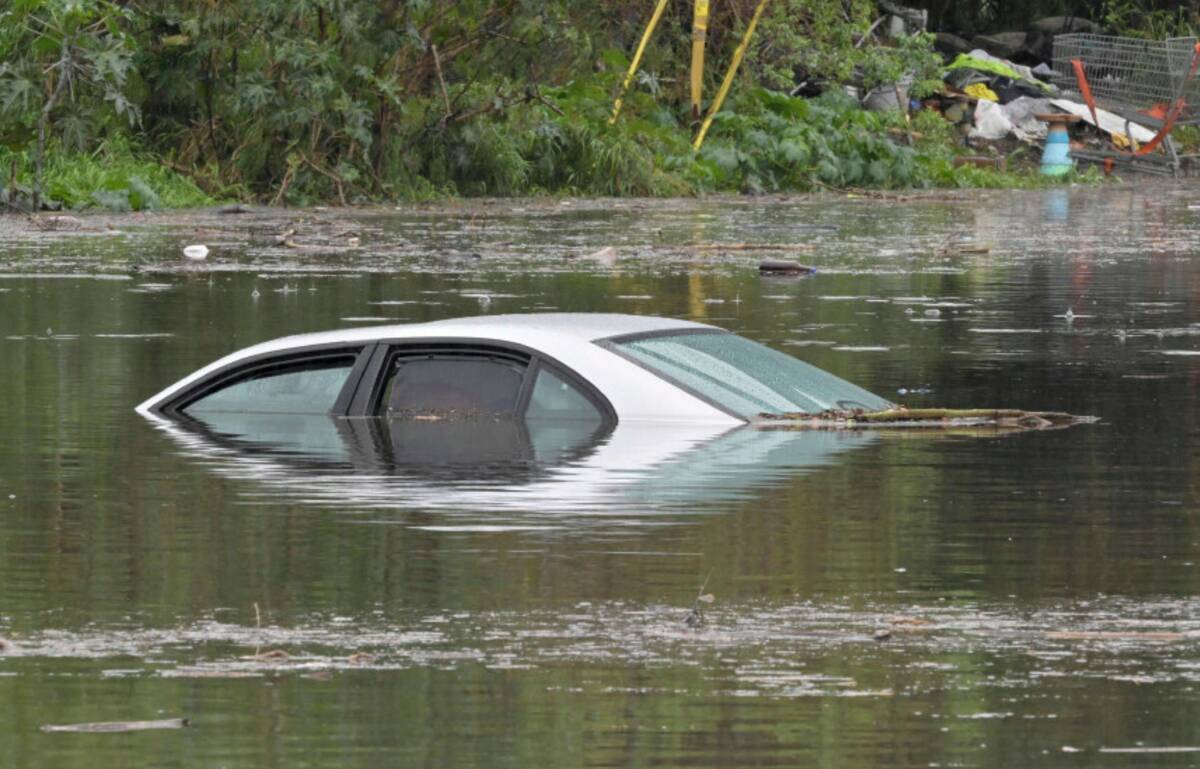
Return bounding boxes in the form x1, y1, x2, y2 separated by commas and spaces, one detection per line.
42, 718, 189, 734
689, 243, 815, 252
684, 571, 714, 628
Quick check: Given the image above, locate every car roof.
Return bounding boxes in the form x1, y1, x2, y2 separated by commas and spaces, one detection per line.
208, 313, 719, 366
273, 312, 715, 347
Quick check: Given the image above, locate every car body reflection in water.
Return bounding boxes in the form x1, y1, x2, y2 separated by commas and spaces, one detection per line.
146, 411, 878, 523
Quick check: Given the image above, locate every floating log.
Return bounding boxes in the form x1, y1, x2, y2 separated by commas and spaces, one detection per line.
757, 259, 817, 276
757, 407, 1097, 431
41, 718, 189, 734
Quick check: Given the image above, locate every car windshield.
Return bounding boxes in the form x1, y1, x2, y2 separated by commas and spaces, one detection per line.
612, 331, 893, 419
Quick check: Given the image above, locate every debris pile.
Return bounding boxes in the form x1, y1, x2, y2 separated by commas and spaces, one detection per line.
862, 6, 1190, 175
756, 407, 1097, 432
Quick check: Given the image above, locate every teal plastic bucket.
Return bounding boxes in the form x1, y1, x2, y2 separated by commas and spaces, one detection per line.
1041, 127, 1072, 176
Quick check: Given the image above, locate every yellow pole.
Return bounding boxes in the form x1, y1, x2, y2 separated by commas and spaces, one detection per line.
692, 0, 770, 150
690, 0, 710, 121
609, 0, 671, 124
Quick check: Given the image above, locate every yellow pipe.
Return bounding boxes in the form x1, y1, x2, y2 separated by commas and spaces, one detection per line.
609, 0, 671, 124
692, 0, 770, 150
690, 0, 710, 120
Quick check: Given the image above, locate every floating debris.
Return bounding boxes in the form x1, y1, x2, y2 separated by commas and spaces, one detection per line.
29, 215, 84, 231
182, 244, 209, 260
42, 718, 189, 734
693, 243, 815, 253
757, 407, 1097, 432
243, 649, 290, 661
758, 259, 817, 276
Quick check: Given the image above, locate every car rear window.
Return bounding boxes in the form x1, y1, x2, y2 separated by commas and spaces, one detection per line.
612, 331, 892, 419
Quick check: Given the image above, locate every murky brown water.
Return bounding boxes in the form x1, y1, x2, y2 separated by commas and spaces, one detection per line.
4, 188, 1200, 767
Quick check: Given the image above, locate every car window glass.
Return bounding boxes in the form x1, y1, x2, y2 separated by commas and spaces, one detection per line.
181, 412, 352, 463
185, 358, 356, 415
525, 367, 603, 422
384, 357, 525, 417
527, 420, 605, 462
615, 332, 892, 419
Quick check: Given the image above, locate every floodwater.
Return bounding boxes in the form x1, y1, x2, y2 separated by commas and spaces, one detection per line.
3, 187, 1200, 767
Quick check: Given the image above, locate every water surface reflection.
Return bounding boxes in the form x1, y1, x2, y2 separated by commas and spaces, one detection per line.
151, 412, 879, 521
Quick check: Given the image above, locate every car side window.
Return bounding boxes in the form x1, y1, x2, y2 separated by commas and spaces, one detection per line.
184, 357, 357, 415
383, 357, 525, 417
525, 367, 603, 423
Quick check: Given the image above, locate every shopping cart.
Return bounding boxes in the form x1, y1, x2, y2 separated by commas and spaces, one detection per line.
1051, 33, 1200, 175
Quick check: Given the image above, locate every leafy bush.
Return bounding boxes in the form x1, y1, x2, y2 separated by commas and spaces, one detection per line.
0, 0, 1065, 207
0, 136, 212, 210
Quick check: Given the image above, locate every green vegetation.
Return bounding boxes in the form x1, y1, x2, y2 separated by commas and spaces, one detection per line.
1100, 0, 1197, 39
0, 0, 1099, 210
0, 138, 212, 210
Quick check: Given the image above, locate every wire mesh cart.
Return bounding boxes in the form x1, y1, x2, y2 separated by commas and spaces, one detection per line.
1052, 33, 1200, 175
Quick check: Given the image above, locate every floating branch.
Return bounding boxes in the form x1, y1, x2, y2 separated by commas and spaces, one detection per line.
757, 407, 1097, 431
42, 718, 189, 734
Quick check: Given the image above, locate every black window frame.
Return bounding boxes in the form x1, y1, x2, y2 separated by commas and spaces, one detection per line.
351, 338, 616, 427
150, 337, 617, 428
153, 342, 378, 417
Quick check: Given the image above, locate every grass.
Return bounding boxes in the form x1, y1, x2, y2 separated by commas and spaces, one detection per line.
0, 137, 214, 211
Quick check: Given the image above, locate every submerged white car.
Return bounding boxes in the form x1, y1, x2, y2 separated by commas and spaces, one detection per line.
137, 313, 1084, 517
137, 313, 894, 425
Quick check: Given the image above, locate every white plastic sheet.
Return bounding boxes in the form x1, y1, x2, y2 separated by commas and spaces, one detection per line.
1050, 98, 1156, 143
969, 99, 1015, 140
